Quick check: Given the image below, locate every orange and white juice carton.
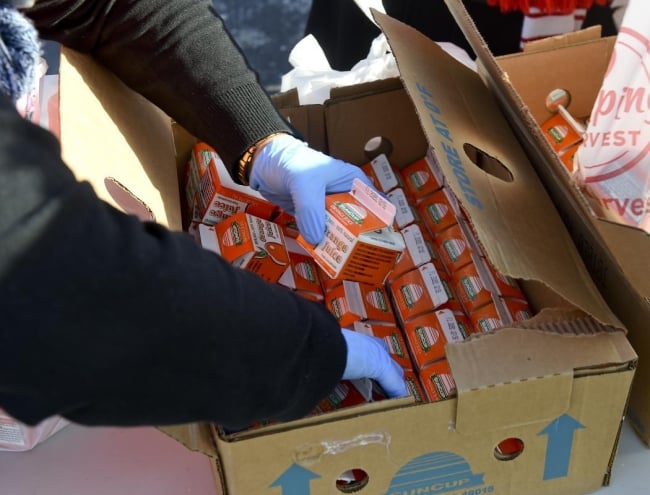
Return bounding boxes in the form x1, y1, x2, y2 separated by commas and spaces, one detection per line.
324, 286, 360, 328
188, 142, 277, 225
484, 260, 526, 302
389, 223, 445, 281
454, 311, 479, 338
273, 210, 300, 239
558, 141, 580, 173
297, 178, 405, 286
311, 380, 370, 415
325, 281, 396, 327
419, 359, 457, 403
361, 153, 404, 194
540, 112, 583, 155
353, 321, 414, 371
403, 369, 427, 403
416, 186, 461, 236
434, 219, 481, 274
389, 263, 449, 323
277, 237, 324, 301
451, 254, 497, 314
400, 153, 445, 202
469, 299, 511, 334
316, 265, 344, 293
203, 212, 290, 284
403, 308, 465, 369
388, 187, 420, 229
502, 298, 534, 324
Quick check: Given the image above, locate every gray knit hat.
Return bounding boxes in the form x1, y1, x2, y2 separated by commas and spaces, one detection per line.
0, 1, 40, 101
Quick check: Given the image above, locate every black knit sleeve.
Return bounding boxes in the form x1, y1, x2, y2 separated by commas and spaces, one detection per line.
23, 0, 294, 178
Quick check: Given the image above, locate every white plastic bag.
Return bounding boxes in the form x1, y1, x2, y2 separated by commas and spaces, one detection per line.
280, 33, 399, 105
280, 1, 476, 105
573, 0, 650, 233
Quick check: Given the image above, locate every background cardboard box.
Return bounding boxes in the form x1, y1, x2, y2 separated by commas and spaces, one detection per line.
58, 40, 637, 495
437, 0, 650, 446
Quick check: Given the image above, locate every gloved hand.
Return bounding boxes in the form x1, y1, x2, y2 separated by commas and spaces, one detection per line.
341, 329, 408, 398
249, 134, 376, 245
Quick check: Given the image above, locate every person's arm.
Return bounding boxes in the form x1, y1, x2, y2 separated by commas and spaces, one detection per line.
23, 0, 377, 245
0, 95, 346, 429
24, 0, 293, 178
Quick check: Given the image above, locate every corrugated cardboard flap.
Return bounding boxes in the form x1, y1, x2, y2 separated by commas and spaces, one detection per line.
159, 423, 217, 457
522, 25, 601, 52
374, 11, 621, 329
447, 311, 636, 434
59, 48, 181, 230
440, 0, 650, 302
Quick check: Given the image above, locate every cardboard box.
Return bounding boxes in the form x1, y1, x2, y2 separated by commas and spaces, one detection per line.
438, 0, 650, 445
58, 40, 637, 495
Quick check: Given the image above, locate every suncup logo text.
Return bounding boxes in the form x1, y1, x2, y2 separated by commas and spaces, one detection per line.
416, 83, 483, 211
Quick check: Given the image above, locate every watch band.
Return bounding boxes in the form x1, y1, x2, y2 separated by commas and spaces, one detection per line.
237, 132, 287, 186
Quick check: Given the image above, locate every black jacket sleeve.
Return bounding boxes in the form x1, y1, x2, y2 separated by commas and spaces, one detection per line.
23, 0, 294, 177
0, 0, 346, 430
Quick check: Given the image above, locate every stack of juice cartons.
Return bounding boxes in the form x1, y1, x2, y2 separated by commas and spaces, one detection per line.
191, 143, 535, 432
183, 142, 278, 240
384, 149, 533, 403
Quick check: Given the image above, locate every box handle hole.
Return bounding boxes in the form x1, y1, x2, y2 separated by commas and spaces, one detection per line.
364, 136, 393, 161
463, 143, 513, 183
494, 437, 524, 461
104, 177, 155, 222
336, 468, 369, 493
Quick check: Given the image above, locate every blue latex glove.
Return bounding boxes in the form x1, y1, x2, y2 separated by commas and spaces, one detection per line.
249, 134, 376, 245
341, 329, 408, 399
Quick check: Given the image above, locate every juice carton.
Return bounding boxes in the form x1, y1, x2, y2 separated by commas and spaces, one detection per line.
434, 219, 482, 274
416, 186, 461, 236
451, 255, 497, 314
469, 300, 511, 334
403, 308, 466, 369
353, 321, 414, 371
403, 369, 427, 403
325, 281, 396, 328
389, 223, 445, 281
273, 210, 300, 239
361, 153, 404, 194
388, 187, 421, 229
200, 212, 290, 284
311, 380, 370, 415
400, 153, 445, 202
484, 260, 527, 301
389, 263, 449, 323
277, 237, 324, 301
186, 142, 277, 225
316, 265, 344, 293
502, 298, 534, 324
297, 178, 405, 286
540, 111, 583, 156
419, 359, 457, 403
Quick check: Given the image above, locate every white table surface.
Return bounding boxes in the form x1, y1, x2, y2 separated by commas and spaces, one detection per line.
1, 418, 648, 495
